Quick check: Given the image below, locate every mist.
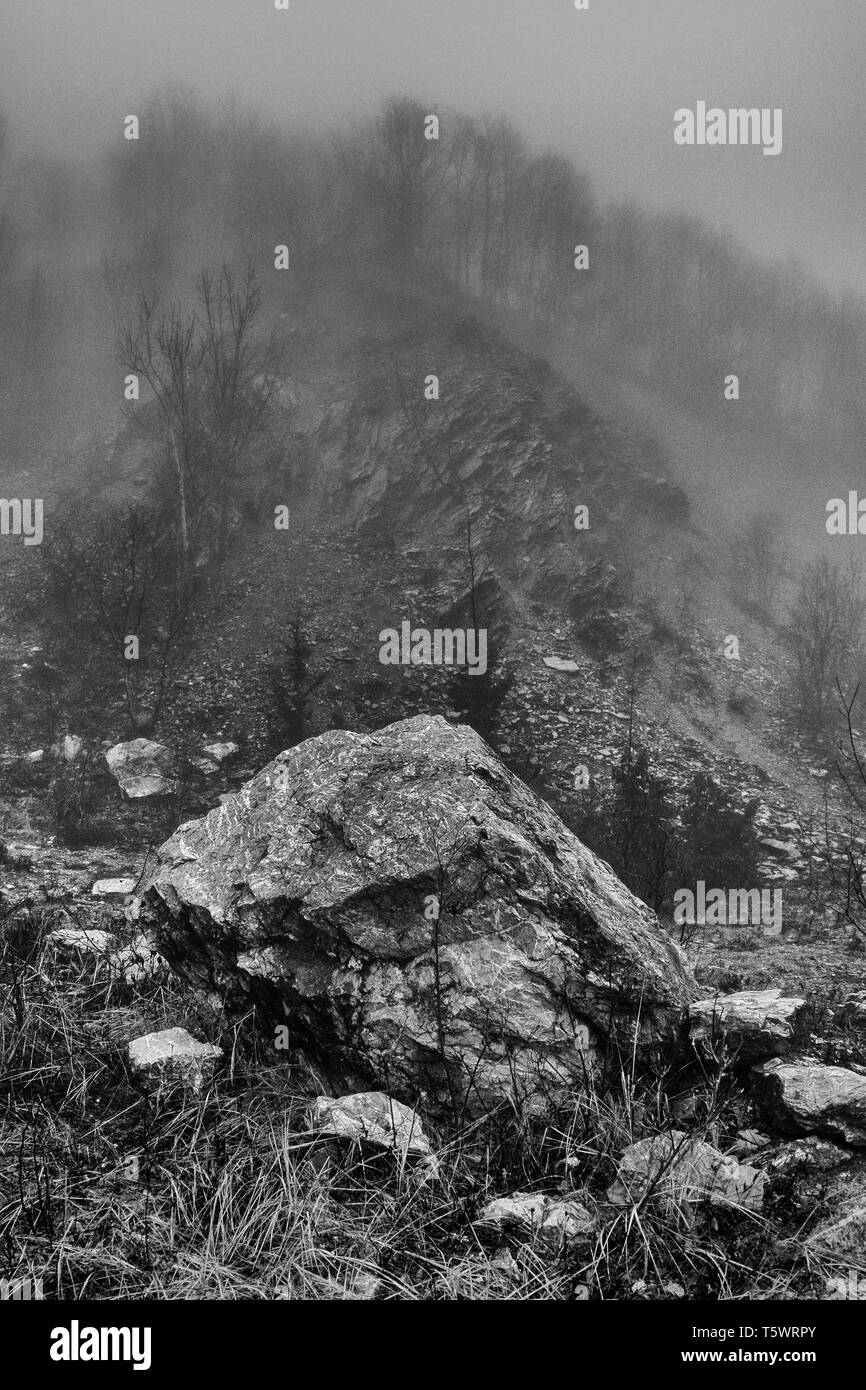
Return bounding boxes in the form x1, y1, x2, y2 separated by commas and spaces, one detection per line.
3, 0, 866, 1324
2, 0, 864, 295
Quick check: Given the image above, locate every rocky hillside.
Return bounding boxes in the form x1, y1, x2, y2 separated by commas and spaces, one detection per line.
3, 714, 866, 1304
0, 262, 855, 954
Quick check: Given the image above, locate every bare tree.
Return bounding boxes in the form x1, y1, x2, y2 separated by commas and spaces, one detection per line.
119, 261, 281, 591
265, 616, 329, 754
340, 97, 451, 259
0, 111, 20, 302
825, 681, 866, 945
473, 117, 526, 303
197, 262, 282, 548
105, 85, 217, 283
518, 151, 594, 323
120, 292, 198, 588
37, 501, 187, 733
786, 554, 864, 739
734, 510, 785, 616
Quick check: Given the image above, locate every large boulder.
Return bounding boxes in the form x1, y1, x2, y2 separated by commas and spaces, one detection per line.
140, 715, 696, 1111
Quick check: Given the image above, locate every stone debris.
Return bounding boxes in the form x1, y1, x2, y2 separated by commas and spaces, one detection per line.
689, 989, 806, 1062
752, 1060, 866, 1147
105, 739, 177, 798
607, 1131, 765, 1217
474, 1191, 596, 1247
128, 1027, 223, 1091
310, 1092, 435, 1167
91, 877, 137, 897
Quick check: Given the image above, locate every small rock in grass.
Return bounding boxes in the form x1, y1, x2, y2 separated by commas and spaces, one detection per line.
128, 1027, 222, 1092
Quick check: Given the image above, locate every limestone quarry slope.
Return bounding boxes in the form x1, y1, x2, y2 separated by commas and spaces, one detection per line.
142, 714, 697, 1110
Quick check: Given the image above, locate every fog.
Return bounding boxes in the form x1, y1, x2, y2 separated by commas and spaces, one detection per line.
4, 2, 866, 1320
2, 0, 864, 295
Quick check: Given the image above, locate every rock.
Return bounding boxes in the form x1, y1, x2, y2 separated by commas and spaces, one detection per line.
127, 1027, 222, 1091
759, 838, 800, 861
348, 1271, 383, 1300
49, 925, 166, 984
757, 863, 799, 884
752, 1060, 866, 1146
762, 1140, 866, 1265
689, 989, 806, 1062
310, 1092, 434, 1163
607, 1131, 765, 1217
475, 1191, 595, 1246
767, 1136, 853, 1179
727, 1129, 772, 1159
105, 739, 177, 798
475, 1192, 547, 1232
115, 934, 168, 985
26, 749, 44, 764
92, 877, 137, 897
537, 1197, 596, 1248
839, 990, 866, 1023
805, 1170, 866, 1264
53, 734, 83, 762
489, 1248, 520, 1278
202, 741, 238, 764
192, 741, 240, 775
141, 715, 696, 1113
763, 1137, 855, 1222
543, 657, 580, 673
48, 926, 114, 957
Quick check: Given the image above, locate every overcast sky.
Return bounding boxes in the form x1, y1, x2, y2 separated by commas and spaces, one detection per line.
2, 0, 863, 297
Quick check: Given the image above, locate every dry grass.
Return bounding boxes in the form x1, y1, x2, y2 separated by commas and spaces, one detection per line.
0, 891, 857, 1302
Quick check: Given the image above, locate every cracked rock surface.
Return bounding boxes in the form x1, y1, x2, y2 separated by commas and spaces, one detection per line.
141, 714, 696, 1111
752, 1060, 866, 1146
